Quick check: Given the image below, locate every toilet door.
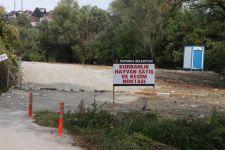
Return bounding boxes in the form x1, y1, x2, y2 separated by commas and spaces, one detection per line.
193, 50, 202, 69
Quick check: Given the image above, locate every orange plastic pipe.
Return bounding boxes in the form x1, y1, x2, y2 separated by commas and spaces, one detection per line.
58, 101, 64, 136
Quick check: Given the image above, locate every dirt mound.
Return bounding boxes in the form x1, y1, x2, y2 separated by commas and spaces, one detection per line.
157, 69, 225, 88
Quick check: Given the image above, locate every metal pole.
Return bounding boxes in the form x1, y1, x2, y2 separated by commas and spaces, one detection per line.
6, 66, 10, 88
18, 57, 22, 87
112, 85, 115, 111
152, 86, 157, 113
14, 0, 16, 11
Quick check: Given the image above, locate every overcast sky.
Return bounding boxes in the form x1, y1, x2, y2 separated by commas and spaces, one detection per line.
0, 0, 113, 12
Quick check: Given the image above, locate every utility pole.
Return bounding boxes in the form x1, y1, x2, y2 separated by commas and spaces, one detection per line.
21, 0, 23, 11
14, 0, 16, 11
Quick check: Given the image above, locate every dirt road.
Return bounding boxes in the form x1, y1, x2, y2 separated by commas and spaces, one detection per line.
0, 111, 81, 150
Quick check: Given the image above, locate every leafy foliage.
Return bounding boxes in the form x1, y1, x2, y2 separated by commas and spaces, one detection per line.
7, 0, 225, 73
0, 7, 19, 91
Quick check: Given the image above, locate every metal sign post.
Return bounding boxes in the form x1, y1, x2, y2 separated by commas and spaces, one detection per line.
113, 85, 115, 111
113, 59, 156, 112
152, 85, 157, 113
17, 57, 22, 87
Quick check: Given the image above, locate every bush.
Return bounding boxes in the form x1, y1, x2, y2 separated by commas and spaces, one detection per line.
35, 110, 225, 150
24, 51, 46, 62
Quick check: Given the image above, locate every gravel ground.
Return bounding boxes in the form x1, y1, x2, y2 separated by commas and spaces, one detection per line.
0, 61, 224, 118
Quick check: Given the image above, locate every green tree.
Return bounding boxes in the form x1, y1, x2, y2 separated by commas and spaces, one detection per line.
18, 27, 46, 61
11, 12, 45, 61
47, 0, 80, 62
0, 6, 5, 16
79, 5, 109, 63
11, 13, 31, 28
111, 0, 163, 58
38, 0, 109, 63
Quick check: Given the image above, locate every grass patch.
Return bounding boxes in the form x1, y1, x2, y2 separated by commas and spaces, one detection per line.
34, 110, 225, 150
34, 110, 58, 127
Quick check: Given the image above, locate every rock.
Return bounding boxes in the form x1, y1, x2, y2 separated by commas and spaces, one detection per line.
181, 104, 187, 107
40, 87, 57, 91
64, 87, 71, 92
199, 114, 204, 118
190, 104, 197, 108
155, 85, 161, 89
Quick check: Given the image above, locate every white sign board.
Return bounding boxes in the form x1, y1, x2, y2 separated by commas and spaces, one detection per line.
113, 59, 155, 86
0, 54, 8, 62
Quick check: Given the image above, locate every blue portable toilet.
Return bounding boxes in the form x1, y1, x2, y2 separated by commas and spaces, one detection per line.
183, 46, 205, 70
